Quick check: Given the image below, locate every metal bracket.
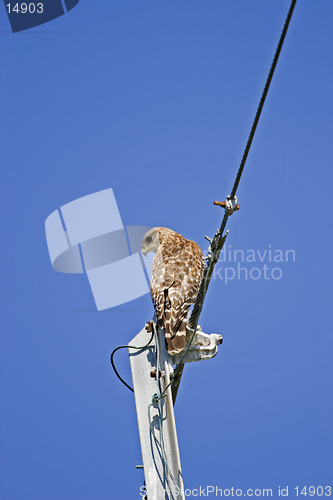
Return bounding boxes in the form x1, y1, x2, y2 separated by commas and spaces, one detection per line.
214, 195, 239, 215
169, 325, 222, 365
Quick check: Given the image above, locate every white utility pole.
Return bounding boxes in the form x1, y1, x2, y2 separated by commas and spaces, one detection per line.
129, 324, 222, 499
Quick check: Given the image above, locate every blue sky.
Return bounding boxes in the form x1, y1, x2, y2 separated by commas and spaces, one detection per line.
0, 1, 332, 498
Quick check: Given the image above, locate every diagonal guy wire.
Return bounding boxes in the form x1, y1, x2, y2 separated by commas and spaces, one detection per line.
171, 0, 298, 400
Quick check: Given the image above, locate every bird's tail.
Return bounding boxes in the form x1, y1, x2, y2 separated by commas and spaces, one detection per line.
164, 314, 186, 355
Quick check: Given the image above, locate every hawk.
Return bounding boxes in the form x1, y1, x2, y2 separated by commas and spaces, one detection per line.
142, 227, 204, 355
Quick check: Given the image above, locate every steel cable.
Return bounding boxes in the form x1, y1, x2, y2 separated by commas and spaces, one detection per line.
172, 0, 298, 399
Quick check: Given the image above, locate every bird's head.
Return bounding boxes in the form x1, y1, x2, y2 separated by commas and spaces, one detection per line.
142, 227, 174, 256
142, 228, 161, 256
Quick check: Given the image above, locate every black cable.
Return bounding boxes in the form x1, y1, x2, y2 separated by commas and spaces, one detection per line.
189, 0, 298, 332
231, 0, 297, 199
172, 0, 298, 397
110, 330, 154, 392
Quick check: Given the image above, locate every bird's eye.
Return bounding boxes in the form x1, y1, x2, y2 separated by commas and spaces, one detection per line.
146, 235, 152, 244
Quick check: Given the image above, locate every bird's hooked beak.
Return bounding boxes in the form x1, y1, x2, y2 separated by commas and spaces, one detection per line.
142, 249, 148, 257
